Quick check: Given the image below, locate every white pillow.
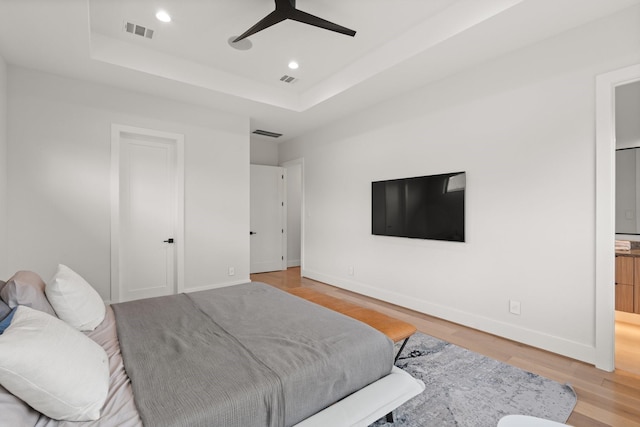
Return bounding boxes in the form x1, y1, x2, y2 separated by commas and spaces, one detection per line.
0, 384, 40, 427
46, 264, 106, 331
0, 306, 109, 421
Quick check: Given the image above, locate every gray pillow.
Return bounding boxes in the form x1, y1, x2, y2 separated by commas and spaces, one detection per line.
0, 271, 57, 317
0, 280, 10, 321
0, 300, 10, 322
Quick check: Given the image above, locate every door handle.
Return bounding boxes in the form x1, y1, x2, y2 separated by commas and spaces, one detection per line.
250, 231, 257, 235
163, 238, 174, 243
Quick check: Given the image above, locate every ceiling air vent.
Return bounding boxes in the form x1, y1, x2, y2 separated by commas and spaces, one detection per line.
253, 130, 283, 138
124, 21, 154, 39
280, 75, 297, 84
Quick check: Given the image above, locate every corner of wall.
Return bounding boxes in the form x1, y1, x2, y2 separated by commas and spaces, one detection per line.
250, 138, 280, 166
0, 56, 7, 279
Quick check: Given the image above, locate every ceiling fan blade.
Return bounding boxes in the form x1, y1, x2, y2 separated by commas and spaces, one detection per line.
288, 8, 356, 37
233, 10, 287, 42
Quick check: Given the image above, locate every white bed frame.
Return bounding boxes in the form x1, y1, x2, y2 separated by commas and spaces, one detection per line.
295, 367, 425, 427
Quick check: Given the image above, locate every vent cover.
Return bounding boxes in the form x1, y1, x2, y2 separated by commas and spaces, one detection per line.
253, 130, 283, 138
280, 75, 297, 84
125, 22, 154, 39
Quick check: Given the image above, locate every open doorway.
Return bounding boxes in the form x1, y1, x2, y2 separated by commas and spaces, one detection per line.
613, 80, 640, 375
595, 64, 640, 372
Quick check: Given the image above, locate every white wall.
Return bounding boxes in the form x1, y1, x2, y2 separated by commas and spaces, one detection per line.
616, 81, 640, 150
279, 7, 640, 364
615, 149, 638, 234
7, 67, 250, 299
0, 54, 7, 280
250, 139, 279, 166
613, 81, 640, 241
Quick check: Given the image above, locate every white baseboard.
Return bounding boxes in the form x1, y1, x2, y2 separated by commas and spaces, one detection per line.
183, 278, 250, 294
302, 268, 596, 366
105, 278, 251, 303
288, 259, 301, 268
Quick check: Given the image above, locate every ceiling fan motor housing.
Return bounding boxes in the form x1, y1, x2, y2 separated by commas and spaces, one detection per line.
233, 0, 356, 43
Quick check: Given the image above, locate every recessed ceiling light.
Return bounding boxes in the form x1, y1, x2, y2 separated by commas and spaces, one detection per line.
156, 10, 171, 23
288, 61, 299, 70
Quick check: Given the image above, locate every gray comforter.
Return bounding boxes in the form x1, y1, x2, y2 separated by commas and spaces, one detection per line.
111, 282, 393, 427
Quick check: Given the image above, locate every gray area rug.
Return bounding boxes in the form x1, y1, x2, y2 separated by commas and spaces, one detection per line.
371, 332, 577, 427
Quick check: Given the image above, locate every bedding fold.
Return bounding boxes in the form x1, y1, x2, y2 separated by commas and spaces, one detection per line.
112, 292, 283, 427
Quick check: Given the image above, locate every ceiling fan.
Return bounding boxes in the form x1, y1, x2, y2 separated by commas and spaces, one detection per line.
233, 0, 356, 43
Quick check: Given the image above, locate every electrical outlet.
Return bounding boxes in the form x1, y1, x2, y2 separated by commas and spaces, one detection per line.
228, 267, 235, 276
348, 266, 354, 276
509, 300, 521, 315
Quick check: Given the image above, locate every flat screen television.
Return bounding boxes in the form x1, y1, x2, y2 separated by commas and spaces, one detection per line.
372, 172, 465, 242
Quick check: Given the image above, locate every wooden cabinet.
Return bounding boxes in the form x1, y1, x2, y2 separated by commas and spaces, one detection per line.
615, 254, 640, 313
635, 258, 640, 313
615, 255, 634, 312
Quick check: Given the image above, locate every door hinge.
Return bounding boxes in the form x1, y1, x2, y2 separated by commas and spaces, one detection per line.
282, 229, 284, 234
282, 256, 284, 260
282, 202, 284, 206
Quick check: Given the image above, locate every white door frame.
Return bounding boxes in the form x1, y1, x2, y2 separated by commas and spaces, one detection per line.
110, 124, 185, 303
595, 63, 640, 371
281, 158, 305, 272
282, 167, 289, 270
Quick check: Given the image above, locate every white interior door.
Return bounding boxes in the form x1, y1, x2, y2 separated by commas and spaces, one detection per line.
250, 164, 286, 273
119, 134, 177, 301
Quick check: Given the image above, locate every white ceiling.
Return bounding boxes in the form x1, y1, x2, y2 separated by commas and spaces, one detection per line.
0, 0, 639, 143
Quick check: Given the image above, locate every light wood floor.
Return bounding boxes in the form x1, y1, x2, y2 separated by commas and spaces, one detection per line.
616, 320, 640, 377
251, 267, 640, 427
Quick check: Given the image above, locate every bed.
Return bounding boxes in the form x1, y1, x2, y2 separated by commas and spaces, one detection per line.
0, 266, 425, 427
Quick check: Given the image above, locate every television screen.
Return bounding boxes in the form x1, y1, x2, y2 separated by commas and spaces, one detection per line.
372, 172, 465, 242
